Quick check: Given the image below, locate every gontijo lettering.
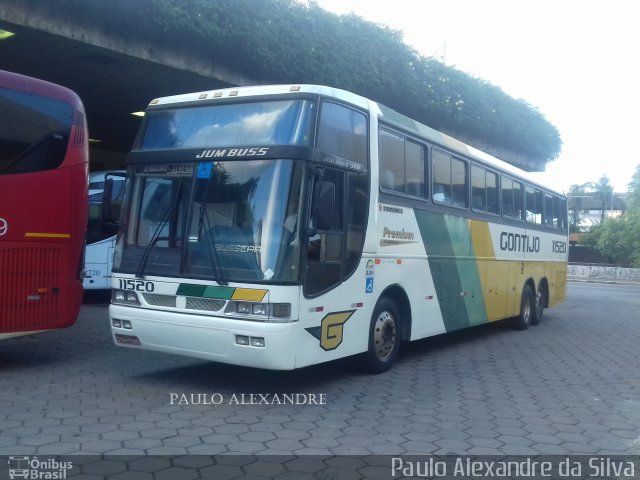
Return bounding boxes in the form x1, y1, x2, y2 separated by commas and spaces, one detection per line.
500, 232, 540, 252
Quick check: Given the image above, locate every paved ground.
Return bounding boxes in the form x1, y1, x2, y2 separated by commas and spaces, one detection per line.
1, 282, 639, 457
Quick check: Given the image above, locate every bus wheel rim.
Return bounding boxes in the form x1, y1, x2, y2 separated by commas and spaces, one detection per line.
374, 311, 396, 361
536, 290, 544, 313
523, 296, 531, 324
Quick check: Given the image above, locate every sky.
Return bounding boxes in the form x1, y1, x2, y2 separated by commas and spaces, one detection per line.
313, 0, 640, 193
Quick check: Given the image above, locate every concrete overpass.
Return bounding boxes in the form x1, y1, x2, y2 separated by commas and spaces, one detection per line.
0, 3, 253, 170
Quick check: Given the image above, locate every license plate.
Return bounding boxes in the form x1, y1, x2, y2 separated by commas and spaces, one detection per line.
115, 334, 141, 346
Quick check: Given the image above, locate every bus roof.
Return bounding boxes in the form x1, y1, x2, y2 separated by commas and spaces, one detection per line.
147, 84, 563, 197
0, 69, 83, 110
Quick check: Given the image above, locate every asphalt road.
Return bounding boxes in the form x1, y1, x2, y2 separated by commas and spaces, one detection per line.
1, 282, 639, 457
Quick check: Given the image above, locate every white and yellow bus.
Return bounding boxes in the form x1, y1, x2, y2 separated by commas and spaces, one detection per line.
107, 85, 567, 372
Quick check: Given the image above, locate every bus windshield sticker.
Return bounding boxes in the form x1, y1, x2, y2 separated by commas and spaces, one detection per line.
318, 153, 364, 173
141, 164, 194, 176
197, 162, 213, 179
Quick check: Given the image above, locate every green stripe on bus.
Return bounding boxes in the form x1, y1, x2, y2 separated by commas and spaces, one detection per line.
177, 283, 236, 299
204, 286, 235, 300
414, 210, 488, 331
176, 284, 207, 297
444, 215, 488, 327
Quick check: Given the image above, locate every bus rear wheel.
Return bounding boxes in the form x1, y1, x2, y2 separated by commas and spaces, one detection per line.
531, 285, 546, 326
512, 284, 534, 330
359, 297, 401, 374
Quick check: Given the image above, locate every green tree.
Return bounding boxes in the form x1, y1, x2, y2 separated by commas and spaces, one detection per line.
593, 175, 614, 222
627, 164, 640, 210
567, 183, 588, 232
585, 165, 640, 267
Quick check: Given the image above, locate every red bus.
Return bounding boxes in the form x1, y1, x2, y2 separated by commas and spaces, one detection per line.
0, 70, 88, 339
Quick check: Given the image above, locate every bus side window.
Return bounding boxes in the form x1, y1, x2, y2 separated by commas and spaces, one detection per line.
486, 171, 498, 214
405, 140, 425, 197
560, 197, 568, 231
472, 165, 486, 211
317, 102, 367, 168
513, 181, 524, 219
451, 157, 468, 208
432, 149, 451, 204
501, 177, 513, 217
525, 186, 543, 224
544, 193, 554, 227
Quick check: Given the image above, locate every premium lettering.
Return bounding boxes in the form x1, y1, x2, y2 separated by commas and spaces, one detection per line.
383, 227, 414, 241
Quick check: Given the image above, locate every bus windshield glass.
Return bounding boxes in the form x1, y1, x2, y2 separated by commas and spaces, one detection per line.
0, 86, 73, 175
114, 160, 304, 283
137, 100, 314, 150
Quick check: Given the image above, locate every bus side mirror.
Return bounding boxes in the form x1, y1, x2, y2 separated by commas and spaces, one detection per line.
101, 178, 116, 224
311, 181, 335, 232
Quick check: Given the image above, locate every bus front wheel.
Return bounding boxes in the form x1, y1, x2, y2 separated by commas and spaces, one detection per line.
359, 297, 401, 374
512, 284, 534, 330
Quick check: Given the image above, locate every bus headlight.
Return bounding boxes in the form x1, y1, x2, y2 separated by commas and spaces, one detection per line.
112, 289, 140, 306
225, 302, 292, 322
236, 302, 251, 314
252, 303, 268, 316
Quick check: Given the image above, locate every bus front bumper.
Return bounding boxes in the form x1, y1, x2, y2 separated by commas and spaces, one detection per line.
109, 304, 298, 370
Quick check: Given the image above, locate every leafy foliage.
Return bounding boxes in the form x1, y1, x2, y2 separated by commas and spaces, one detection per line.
582, 166, 640, 267
567, 183, 588, 233
16, 0, 562, 166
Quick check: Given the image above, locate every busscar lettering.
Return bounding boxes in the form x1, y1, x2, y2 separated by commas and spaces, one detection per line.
499, 232, 540, 253
381, 205, 403, 214
319, 154, 363, 172
215, 244, 262, 254
195, 147, 269, 159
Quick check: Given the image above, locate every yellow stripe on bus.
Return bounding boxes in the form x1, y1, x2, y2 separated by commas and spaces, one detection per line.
469, 219, 526, 322
25, 232, 71, 239
231, 288, 268, 302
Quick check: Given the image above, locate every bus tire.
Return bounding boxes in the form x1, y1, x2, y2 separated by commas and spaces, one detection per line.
531, 284, 546, 326
359, 297, 401, 374
512, 284, 534, 330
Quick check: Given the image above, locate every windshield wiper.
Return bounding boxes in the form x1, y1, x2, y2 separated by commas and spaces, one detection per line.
196, 203, 228, 286
135, 180, 183, 278
195, 168, 228, 286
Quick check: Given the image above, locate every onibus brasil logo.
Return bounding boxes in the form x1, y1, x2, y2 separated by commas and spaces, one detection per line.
8, 457, 72, 479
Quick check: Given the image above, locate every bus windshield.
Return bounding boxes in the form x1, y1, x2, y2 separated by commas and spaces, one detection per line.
114, 159, 305, 283
137, 99, 314, 150
0, 86, 73, 175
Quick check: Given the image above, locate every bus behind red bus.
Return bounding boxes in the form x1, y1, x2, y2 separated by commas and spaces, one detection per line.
0, 70, 88, 339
